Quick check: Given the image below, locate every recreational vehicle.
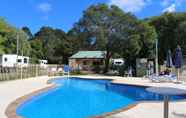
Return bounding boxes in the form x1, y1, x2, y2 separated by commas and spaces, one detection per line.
0, 54, 29, 67
39, 59, 48, 68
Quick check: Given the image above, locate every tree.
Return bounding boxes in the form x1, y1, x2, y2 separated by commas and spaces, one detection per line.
110, 19, 156, 75
0, 18, 31, 56
148, 12, 186, 64
32, 27, 72, 64
0, 18, 13, 54
137, 22, 157, 58
0, 35, 6, 54
3, 29, 31, 56
70, 4, 156, 73
30, 39, 44, 63
22, 26, 33, 40
175, 21, 186, 55
0, 18, 12, 35
71, 4, 132, 72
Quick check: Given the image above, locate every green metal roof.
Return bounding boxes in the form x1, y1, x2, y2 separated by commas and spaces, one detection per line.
70, 51, 106, 59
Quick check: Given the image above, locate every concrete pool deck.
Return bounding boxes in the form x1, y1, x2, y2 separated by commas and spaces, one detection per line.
0, 76, 54, 118
1, 75, 186, 118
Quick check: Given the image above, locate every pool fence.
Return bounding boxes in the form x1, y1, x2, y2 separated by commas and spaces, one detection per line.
0, 64, 64, 81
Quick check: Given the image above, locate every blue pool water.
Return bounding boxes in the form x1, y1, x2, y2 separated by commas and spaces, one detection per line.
17, 78, 186, 118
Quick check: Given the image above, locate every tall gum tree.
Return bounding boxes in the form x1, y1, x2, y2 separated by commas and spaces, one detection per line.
71, 4, 157, 73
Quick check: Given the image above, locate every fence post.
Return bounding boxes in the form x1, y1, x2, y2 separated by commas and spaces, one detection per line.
21, 65, 23, 79
35, 64, 38, 77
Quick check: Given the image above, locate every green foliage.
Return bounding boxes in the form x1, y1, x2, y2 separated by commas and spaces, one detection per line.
22, 27, 33, 40
70, 4, 147, 73
70, 4, 156, 74
32, 27, 73, 64
0, 35, 5, 54
0, 18, 12, 34
1, 5, 186, 71
0, 18, 31, 56
148, 12, 186, 64
70, 70, 87, 75
136, 67, 146, 77
29, 39, 44, 63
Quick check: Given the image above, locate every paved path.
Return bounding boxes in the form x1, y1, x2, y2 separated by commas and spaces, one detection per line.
107, 102, 186, 118
1, 75, 186, 118
0, 76, 51, 118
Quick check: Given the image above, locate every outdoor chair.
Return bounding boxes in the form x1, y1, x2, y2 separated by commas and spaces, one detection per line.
63, 65, 70, 78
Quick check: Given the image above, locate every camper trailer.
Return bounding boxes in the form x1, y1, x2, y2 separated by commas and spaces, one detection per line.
111, 58, 124, 66
17, 56, 29, 67
39, 59, 48, 68
0, 54, 29, 67
0, 54, 17, 67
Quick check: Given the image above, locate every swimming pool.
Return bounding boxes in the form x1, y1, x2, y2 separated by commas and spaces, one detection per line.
16, 77, 186, 118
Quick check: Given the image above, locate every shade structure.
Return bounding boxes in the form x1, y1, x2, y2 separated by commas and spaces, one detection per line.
166, 50, 173, 68
175, 46, 183, 68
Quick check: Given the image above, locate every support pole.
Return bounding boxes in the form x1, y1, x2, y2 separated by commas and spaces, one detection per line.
155, 38, 159, 76
164, 95, 169, 118
20, 50, 23, 79
177, 68, 180, 81
16, 32, 19, 79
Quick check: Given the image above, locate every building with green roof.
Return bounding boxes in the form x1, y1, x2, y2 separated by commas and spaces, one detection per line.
69, 51, 106, 71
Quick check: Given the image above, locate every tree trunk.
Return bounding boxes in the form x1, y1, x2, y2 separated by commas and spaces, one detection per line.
104, 50, 111, 73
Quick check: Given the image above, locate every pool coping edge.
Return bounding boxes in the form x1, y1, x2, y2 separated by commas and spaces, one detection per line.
5, 83, 55, 118
5, 77, 186, 118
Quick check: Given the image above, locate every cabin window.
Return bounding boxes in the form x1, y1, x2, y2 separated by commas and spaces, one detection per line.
17, 59, 22, 63
93, 61, 99, 65
24, 58, 27, 63
83, 61, 87, 65
115, 62, 122, 64
4, 58, 8, 62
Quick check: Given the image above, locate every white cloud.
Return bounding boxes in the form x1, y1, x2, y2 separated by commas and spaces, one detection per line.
109, 0, 151, 13
38, 3, 52, 13
161, 0, 170, 6
161, 0, 186, 6
175, 0, 186, 6
162, 4, 176, 13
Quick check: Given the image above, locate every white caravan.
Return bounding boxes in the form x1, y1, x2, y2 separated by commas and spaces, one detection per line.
39, 59, 48, 68
0, 54, 29, 67
17, 56, 29, 67
111, 58, 124, 66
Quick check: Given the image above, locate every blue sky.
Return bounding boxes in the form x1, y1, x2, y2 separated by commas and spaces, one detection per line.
0, 0, 186, 33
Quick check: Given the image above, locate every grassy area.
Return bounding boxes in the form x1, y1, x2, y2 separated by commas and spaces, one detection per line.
70, 71, 88, 75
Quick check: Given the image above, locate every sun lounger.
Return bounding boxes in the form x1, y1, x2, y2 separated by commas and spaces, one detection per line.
149, 74, 177, 83
149, 75, 162, 82
163, 74, 177, 82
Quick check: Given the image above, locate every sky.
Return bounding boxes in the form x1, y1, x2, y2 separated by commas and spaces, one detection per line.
0, 0, 186, 34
